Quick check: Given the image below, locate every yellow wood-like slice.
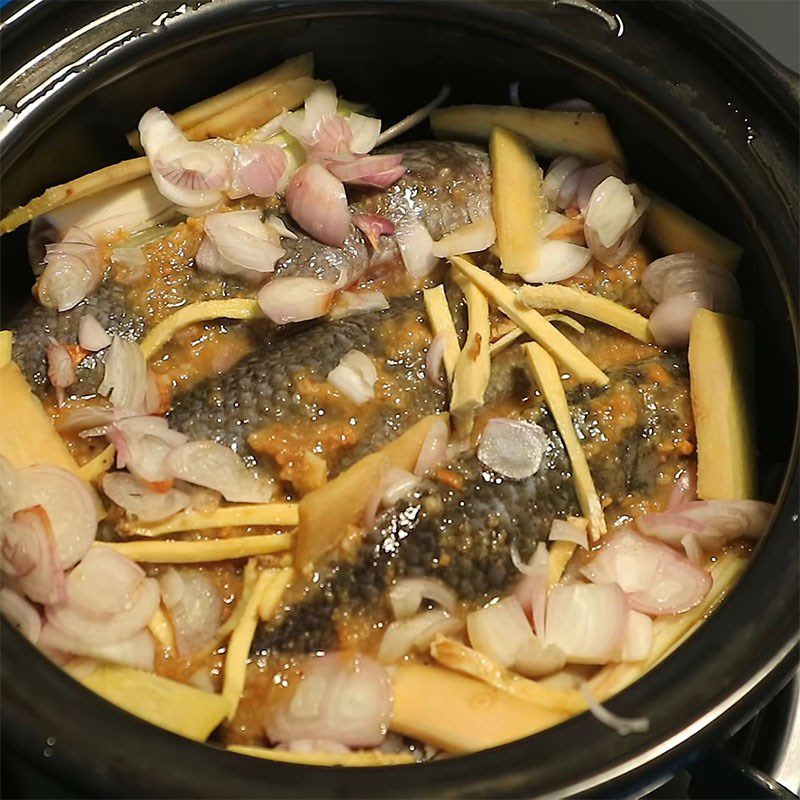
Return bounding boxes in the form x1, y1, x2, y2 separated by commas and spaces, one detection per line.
0, 158, 150, 236
222, 566, 280, 719
520, 284, 653, 343
422, 285, 460, 381
431, 105, 626, 166
490, 127, 545, 275
99, 534, 290, 564
184, 77, 319, 141
139, 299, 263, 359
257, 566, 294, 621
81, 665, 230, 742
450, 268, 491, 437
688, 309, 756, 499
295, 414, 448, 571
79, 444, 115, 482
227, 744, 414, 766
589, 552, 746, 701
548, 540, 577, 587
124, 503, 299, 537
0, 331, 12, 366
644, 191, 742, 271
0, 361, 80, 473
127, 54, 314, 150
430, 637, 586, 714
390, 664, 568, 753
148, 606, 175, 649
449, 256, 608, 386
524, 343, 606, 539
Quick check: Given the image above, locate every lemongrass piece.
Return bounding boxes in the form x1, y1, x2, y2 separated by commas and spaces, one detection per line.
184, 77, 319, 142
79, 444, 116, 482
0, 158, 150, 236
257, 566, 294, 621
449, 256, 608, 386
390, 664, 569, 753
430, 637, 586, 714
227, 744, 414, 767
148, 606, 175, 649
450, 267, 491, 438
0, 360, 80, 473
423, 285, 460, 381
548, 541, 578, 587
644, 190, 742, 271
81, 665, 229, 742
489, 314, 585, 357
98, 534, 290, 564
490, 127, 544, 275
519, 284, 653, 343
589, 552, 746, 701
524, 343, 606, 539
0, 330, 12, 367
430, 106, 626, 167
124, 503, 299, 537
139, 299, 263, 359
126, 54, 314, 150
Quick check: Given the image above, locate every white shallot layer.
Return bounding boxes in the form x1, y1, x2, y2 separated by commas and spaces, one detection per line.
102, 471, 190, 522
584, 177, 648, 265
258, 276, 337, 324
395, 219, 438, 278
78, 314, 112, 351
378, 608, 462, 664
98, 336, 148, 412
327, 349, 378, 404
263, 652, 392, 748
37, 227, 104, 311
160, 568, 222, 658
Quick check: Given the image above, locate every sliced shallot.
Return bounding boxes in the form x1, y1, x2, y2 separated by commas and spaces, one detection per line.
78, 314, 112, 352
258, 276, 338, 325
425, 332, 449, 387
102, 471, 190, 521
647, 291, 710, 348
388, 577, 457, 620
0, 587, 42, 643
14, 465, 98, 569
544, 582, 628, 664
328, 154, 405, 189
549, 518, 589, 550
477, 418, 547, 480
466, 596, 534, 668
380, 467, 421, 509
160, 568, 221, 658
228, 143, 287, 199
615, 609, 654, 662
353, 214, 396, 249
46, 340, 77, 405
584, 178, 648, 265
98, 336, 148, 411
511, 542, 549, 636
37, 227, 104, 311
39, 625, 155, 671
431, 216, 496, 258
413, 416, 450, 476
286, 161, 351, 247
329, 290, 389, 319
395, 219, 438, 278
108, 415, 188, 486
522, 240, 592, 284
378, 609, 462, 664
264, 652, 392, 748
580, 528, 712, 615
166, 440, 273, 503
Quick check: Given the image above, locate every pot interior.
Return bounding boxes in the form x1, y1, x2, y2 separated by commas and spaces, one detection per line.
0, 2, 797, 797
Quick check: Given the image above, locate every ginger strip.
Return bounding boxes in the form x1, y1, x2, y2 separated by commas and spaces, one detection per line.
450, 268, 491, 437
422, 285, 460, 381
124, 503, 299, 537
127, 53, 314, 150
227, 744, 414, 767
79, 444, 115, 482
139, 299, 263, 359
519, 284, 653, 343
0, 158, 150, 236
148, 606, 175, 649
431, 105, 626, 166
82, 665, 229, 742
99, 533, 290, 564
390, 664, 569, 753
257, 566, 294, 621
548, 541, 577, 587
430, 637, 586, 714
489, 314, 585, 356
0, 330, 12, 367
449, 256, 608, 386
524, 343, 606, 539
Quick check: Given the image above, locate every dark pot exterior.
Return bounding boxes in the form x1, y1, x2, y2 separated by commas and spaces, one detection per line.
0, 1, 797, 797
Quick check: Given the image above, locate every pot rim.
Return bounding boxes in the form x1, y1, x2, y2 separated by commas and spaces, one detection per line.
1, 1, 798, 797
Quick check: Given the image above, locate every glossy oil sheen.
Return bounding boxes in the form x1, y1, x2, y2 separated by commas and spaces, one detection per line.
0, 1, 797, 797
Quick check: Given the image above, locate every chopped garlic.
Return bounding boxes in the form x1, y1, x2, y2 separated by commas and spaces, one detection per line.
524, 343, 606, 540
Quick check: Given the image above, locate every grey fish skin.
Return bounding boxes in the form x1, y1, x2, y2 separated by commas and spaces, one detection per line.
253, 355, 690, 655
167, 297, 447, 471
11, 141, 490, 396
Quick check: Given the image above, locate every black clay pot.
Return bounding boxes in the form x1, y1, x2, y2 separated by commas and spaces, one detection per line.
1, 1, 798, 797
